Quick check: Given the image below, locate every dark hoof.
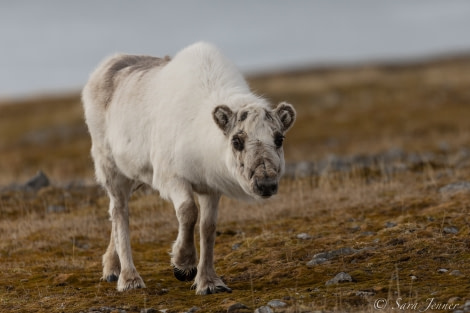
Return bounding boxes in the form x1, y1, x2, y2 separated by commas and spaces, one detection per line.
215, 285, 232, 294
105, 274, 119, 282
192, 284, 232, 295
173, 267, 197, 282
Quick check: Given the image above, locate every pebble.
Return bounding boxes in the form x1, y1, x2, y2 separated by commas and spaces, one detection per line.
439, 181, 470, 195
325, 272, 353, 286
443, 226, 459, 234
437, 268, 448, 273
227, 303, 250, 313
450, 270, 463, 277
385, 221, 397, 228
232, 243, 241, 250
24, 170, 50, 192
356, 290, 376, 297
141, 309, 157, 313
254, 306, 273, 313
307, 257, 329, 267
47, 205, 66, 213
267, 300, 287, 308
296, 233, 312, 240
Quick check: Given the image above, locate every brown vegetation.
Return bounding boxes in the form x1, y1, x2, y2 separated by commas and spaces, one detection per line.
0, 55, 469, 312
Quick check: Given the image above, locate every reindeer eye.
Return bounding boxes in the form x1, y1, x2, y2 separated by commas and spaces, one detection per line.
274, 134, 284, 148
232, 136, 244, 151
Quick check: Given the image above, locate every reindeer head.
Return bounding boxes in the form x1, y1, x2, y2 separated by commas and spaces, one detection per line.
213, 102, 296, 199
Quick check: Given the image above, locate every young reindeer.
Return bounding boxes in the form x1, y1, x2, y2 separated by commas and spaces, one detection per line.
82, 42, 296, 295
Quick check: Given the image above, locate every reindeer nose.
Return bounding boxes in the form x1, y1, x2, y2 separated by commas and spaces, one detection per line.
255, 178, 278, 198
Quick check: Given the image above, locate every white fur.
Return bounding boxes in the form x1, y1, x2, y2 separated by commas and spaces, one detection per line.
82, 42, 295, 294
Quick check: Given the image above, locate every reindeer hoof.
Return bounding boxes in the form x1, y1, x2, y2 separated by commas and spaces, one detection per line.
173, 266, 197, 282
105, 274, 119, 282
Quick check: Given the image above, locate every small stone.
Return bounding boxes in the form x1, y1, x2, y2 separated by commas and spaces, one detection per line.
443, 226, 459, 234
141, 309, 157, 313
438, 268, 448, 273
450, 270, 463, 277
355, 290, 375, 297
325, 272, 353, 286
47, 205, 66, 213
267, 300, 287, 308
410, 275, 417, 280
23, 170, 50, 192
465, 300, 470, 308
448, 297, 461, 304
439, 181, 470, 194
185, 307, 199, 313
254, 306, 273, 313
227, 302, 250, 313
385, 221, 397, 228
307, 257, 328, 267
232, 243, 241, 250
297, 233, 312, 240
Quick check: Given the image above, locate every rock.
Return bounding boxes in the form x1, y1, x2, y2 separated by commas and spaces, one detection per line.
325, 272, 353, 286
23, 170, 50, 191
297, 233, 312, 240
227, 302, 250, 313
313, 247, 357, 261
141, 309, 157, 313
355, 290, 376, 297
439, 181, 470, 194
184, 307, 199, 313
443, 226, 459, 234
47, 205, 66, 213
254, 306, 273, 313
267, 300, 287, 308
232, 243, 241, 250
307, 257, 328, 267
450, 270, 463, 277
385, 221, 397, 228
437, 268, 448, 273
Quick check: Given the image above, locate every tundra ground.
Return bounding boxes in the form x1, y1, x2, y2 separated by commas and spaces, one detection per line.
1, 55, 470, 312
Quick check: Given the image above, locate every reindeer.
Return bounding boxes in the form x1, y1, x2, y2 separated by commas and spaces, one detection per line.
82, 42, 296, 295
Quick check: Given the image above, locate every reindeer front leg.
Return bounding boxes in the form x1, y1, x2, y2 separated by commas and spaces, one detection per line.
193, 192, 231, 295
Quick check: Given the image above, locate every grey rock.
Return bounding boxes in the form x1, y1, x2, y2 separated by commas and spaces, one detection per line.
450, 270, 463, 277
313, 247, 357, 261
141, 309, 157, 313
24, 170, 50, 191
307, 257, 329, 267
439, 181, 470, 194
437, 268, 449, 273
47, 205, 66, 213
385, 221, 397, 228
356, 290, 376, 297
443, 226, 459, 234
297, 233, 312, 240
308, 246, 362, 267
232, 243, 241, 250
255, 306, 273, 313
325, 272, 353, 286
267, 300, 287, 308
184, 307, 199, 313
227, 302, 250, 313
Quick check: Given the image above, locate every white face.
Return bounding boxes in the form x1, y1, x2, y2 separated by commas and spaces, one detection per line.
213, 102, 296, 199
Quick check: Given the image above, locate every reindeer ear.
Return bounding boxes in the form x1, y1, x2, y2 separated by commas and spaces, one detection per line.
213, 105, 234, 135
275, 102, 296, 132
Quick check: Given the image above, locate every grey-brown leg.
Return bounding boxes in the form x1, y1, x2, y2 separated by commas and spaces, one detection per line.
102, 226, 120, 282
171, 196, 198, 282
193, 193, 231, 295
104, 174, 145, 291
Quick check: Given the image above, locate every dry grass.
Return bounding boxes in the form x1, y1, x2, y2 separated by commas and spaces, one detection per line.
0, 55, 469, 312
